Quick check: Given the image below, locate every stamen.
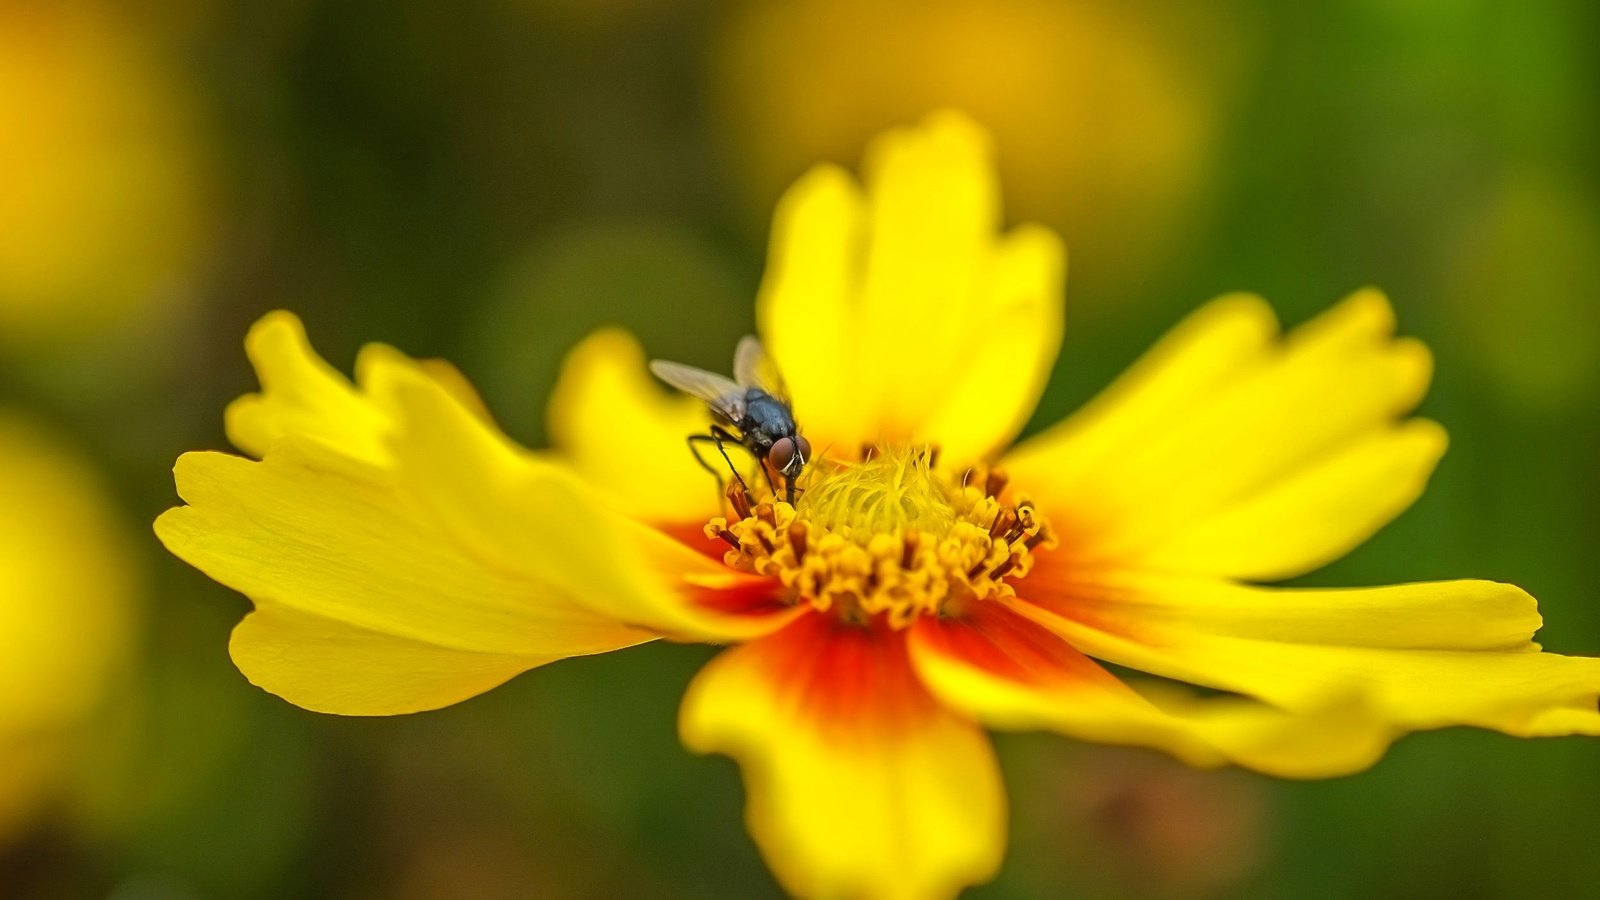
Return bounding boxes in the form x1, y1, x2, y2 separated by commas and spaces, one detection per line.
1025, 526, 1053, 551
706, 447, 1056, 630
725, 482, 752, 520
705, 520, 744, 550
985, 469, 1008, 498
788, 520, 808, 562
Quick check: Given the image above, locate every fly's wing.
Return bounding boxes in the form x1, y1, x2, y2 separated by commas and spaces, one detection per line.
732, 335, 791, 403
648, 359, 746, 423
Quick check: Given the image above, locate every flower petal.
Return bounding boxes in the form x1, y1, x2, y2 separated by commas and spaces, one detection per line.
228, 604, 560, 716
368, 354, 801, 643
224, 311, 390, 463
156, 444, 657, 714
1018, 565, 1600, 738
758, 111, 1064, 464
680, 612, 1006, 900
1136, 420, 1447, 581
1004, 289, 1438, 580
546, 327, 722, 524
909, 601, 1391, 778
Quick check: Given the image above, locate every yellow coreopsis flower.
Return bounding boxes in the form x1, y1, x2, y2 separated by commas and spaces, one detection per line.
157, 113, 1600, 899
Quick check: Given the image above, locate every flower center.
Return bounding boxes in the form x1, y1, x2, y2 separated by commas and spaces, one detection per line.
704, 447, 1055, 629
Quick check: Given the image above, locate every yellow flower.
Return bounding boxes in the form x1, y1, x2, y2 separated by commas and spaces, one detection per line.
157, 113, 1600, 899
1, 413, 137, 842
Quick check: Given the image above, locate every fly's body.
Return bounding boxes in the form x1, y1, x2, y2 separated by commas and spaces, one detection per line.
650, 337, 811, 504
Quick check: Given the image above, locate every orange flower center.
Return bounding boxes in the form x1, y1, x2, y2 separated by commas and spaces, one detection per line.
704, 447, 1056, 628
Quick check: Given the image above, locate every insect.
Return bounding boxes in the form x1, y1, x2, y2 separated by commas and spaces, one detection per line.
650, 336, 812, 505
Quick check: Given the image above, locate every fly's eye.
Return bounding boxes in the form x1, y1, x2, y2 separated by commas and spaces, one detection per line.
768, 437, 800, 474
793, 435, 812, 467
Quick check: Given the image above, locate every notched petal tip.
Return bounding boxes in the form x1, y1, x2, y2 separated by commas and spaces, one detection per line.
865, 109, 995, 181
245, 308, 309, 352
1339, 286, 1397, 331
1005, 287, 1446, 580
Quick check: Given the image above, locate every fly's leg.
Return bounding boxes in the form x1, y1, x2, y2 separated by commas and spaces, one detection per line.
688, 432, 752, 509
711, 424, 781, 503
729, 429, 781, 499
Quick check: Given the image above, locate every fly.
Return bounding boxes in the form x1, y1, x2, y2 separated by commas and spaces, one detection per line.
650, 336, 812, 505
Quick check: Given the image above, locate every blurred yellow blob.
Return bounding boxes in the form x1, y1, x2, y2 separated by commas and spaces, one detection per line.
712, 0, 1240, 290
0, 414, 137, 842
0, 1, 211, 348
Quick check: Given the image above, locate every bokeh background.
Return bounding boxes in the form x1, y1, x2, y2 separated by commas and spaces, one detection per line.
3, 0, 1599, 897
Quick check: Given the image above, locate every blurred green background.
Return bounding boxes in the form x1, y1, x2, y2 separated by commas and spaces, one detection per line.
3, 0, 1599, 897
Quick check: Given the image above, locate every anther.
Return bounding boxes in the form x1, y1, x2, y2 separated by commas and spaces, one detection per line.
725, 482, 753, 520
788, 520, 808, 562
756, 502, 777, 527
1024, 524, 1053, 550
861, 442, 879, 462
985, 469, 1009, 498
755, 530, 776, 554
714, 527, 742, 549
1017, 504, 1037, 531
900, 530, 920, 569
989, 508, 1017, 538
925, 445, 941, 469
966, 558, 989, 580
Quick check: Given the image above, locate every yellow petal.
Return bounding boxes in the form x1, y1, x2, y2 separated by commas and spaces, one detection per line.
224, 311, 390, 463
369, 354, 803, 643
546, 328, 720, 523
909, 600, 1391, 778
1017, 566, 1600, 738
158, 445, 651, 663
411, 357, 496, 424
680, 613, 1005, 900
1004, 289, 1438, 580
1132, 420, 1448, 581
229, 604, 562, 716
916, 223, 1065, 461
757, 111, 1065, 464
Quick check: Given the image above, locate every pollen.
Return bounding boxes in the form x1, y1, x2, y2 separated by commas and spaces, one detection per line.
705, 447, 1056, 629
